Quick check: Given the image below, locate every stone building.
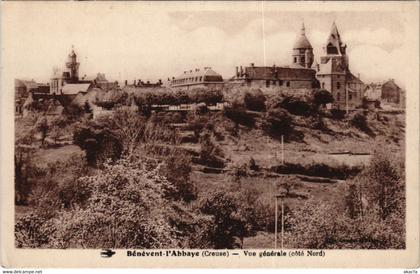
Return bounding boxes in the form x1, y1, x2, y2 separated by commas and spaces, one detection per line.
364, 79, 405, 109
15, 79, 50, 115
50, 47, 92, 95
316, 22, 364, 110
292, 23, 314, 69
381, 79, 404, 106
231, 23, 318, 90
170, 67, 224, 90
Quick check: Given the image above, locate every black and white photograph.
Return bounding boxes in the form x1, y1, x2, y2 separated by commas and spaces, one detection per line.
1, 0, 419, 269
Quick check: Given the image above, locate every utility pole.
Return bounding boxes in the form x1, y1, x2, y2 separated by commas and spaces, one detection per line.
281, 135, 284, 164
274, 193, 286, 249
346, 87, 349, 115
274, 196, 278, 249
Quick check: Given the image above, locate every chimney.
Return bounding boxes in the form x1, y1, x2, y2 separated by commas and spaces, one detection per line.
184, 71, 186, 74
125, 80, 128, 86
250, 63, 254, 67
240, 66, 243, 77
172, 77, 175, 80
235, 66, 239, 77
358, 73, 360, 79
168, 77, 170, 81
133, 79, 136, 86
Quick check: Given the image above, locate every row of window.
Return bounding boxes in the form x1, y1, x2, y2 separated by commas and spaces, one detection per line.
172, 76, 203, 85
293, 57, 306, 63
336, 92, 360, 101
264, 80, 290, 88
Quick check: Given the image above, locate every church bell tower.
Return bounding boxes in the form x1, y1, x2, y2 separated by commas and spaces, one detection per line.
65, 46, 80, 83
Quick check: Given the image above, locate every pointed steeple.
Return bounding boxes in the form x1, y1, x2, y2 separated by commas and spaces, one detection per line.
293, 21, 312, 49
301, 21, 306, 35
325, 21, 346, 55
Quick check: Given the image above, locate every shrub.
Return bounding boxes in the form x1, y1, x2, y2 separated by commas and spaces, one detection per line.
349, 111, 373, 135
198, 191, 250, 249
162, 149, 196, 202
73, 123, 123, 166
16, 157, 183, 248
199, 132, 225, 168
330, 108, 346, 119
223, 107, 255, 127
280, 96, 313, 116
312, 89, 333, 110
262, 108, 292, 136
244, 90, 266, 111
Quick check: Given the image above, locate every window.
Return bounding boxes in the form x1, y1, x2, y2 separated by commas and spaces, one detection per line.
199, 76, 202, 82
300, 57, 305, 63
322, 82, 325, 89
337, 92, 340, 101
337, 82, 341, 89
349, 94, 353, 100
286, 81, 290, 87
327, 43, 338, 54
294, 57, 297, 63
279, 80, 283, 86
266, 80, 270, 88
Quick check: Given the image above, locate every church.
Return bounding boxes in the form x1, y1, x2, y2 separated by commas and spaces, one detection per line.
231, 23, 318, 90
316, 22, 364, 110
231, 21, 365, 110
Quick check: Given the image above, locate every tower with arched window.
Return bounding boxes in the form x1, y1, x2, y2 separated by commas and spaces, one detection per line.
316, 22, 364, 111
292, 23, 314, 69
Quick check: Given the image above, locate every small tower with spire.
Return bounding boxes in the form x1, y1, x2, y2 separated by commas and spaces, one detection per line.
65, 45, 80, 83
316, 22, 364, 111
292, 22, 314, 68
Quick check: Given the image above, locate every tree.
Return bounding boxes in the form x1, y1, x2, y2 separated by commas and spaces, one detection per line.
73, 122, 123, 166
162, 149, 196, 202
262, 108, 293, 136
83, 101, 92, 113
16, 157, 183, 248
35, 116, 48, 146
313, 89, 334, 110
198, 191, 247, 249
15, 145, 39, 205
104, 109, 146, 156
244, 90, 266, 111
360, 149, 404, 220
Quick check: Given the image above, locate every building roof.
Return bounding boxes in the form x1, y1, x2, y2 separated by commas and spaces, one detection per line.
61, 83, 91, 95
245, 66, 315, 80
46, 99, 65, 115
174, 67, 223, 81
15, 79, 38, 90
293, 23, 313, 49
325, 22, 346, 55
346, 72, 364, 84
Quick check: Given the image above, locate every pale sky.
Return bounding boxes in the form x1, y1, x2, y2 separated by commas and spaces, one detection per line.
2, 2, 416, 88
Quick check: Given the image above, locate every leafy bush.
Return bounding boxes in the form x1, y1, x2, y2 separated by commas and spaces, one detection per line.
312, 89, 334, 110
280, 96, 313, 116
262, 108, 292, 136
223, 107, 255, 127
162, 149, 196, 202
197, 190, 252, 249
198, 132, 225, 168
330, 108, 346, 120
244, 90, 266, 112
16, 157, 183, 248
350, 111, 373, 135
73, 122, 123, 166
